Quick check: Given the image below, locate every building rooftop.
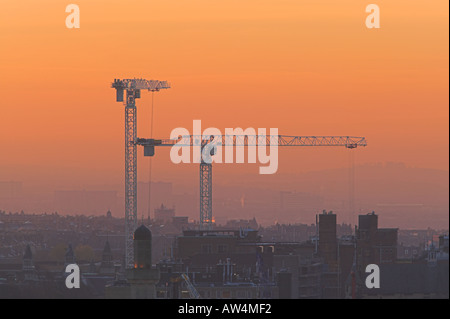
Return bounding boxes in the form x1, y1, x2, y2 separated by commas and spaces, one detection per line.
134, 225, 152, 241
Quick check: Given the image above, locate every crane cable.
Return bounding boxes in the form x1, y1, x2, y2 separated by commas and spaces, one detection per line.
349, 149, 355, 227
147, 92, 155, 222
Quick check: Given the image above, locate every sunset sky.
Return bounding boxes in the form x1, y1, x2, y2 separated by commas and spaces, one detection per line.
0, 1, 448, 197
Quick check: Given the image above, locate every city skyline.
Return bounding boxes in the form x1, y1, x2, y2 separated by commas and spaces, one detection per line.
1, 161, 448, 229
0, 0, 448, 300
1, 1, 448, 231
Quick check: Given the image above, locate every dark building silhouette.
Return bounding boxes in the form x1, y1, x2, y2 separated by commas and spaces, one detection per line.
65, 244, 76, 266
318, 210, 338, 266
277, 272, 292, 298
158, 229, 279, 298
99, 240, 114, 274
22, 245, 34, 271
273, 242, 322, 299
106, 225, 160, 299
134, 225, 153, 269
22, 244, 38, 282
316, 210, 344, 299
356, 212, 398, 276
360, 241, 449, 299
439, 235, 449, 254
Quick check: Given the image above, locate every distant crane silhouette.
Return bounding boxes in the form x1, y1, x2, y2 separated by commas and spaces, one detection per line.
112, 78, 170, 269
137, 135, 367, 230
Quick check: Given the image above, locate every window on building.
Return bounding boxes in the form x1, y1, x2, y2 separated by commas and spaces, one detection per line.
202, 244, 212, 254
218, 244, 228, 253
301, 266, 308, 275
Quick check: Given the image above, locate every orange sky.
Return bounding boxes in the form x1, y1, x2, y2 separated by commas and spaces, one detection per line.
0, 0, 448, 189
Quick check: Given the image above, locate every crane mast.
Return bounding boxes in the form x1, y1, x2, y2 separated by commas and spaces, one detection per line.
200, 145, 213, 230
112, 78, 170, 269
137, 135, 367, 230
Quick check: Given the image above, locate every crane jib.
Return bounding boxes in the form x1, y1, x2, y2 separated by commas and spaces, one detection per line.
136, 136, 367, 148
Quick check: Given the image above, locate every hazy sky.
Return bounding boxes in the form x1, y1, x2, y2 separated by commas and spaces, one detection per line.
0, 0, 448, 190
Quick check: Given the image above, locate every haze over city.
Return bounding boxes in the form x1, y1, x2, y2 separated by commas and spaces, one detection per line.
1, 1, 448, 230
0, 0, 448, 301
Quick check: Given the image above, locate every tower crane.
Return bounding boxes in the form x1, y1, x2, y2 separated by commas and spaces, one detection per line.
112, 78, 170, 269
136, 135, 367, 230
